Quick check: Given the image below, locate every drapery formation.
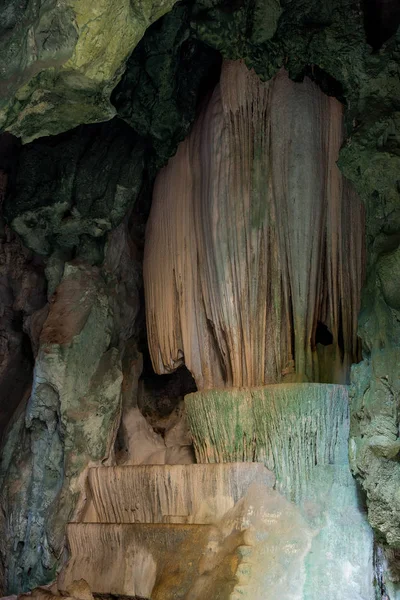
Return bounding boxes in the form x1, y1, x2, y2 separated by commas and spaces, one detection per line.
144, 60, 365, 390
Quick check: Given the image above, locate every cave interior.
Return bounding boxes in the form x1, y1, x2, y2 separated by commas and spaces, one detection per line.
0, 0, 399, 599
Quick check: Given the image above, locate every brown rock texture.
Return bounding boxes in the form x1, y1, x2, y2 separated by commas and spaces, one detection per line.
59, 522, 221, 598
57, 462, 313, 600
144, 60, 365, 390
82, 463, 275, 524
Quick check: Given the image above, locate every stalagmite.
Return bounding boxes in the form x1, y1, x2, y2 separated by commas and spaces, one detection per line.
185, 383, 375, 599
144, 60, 365, 388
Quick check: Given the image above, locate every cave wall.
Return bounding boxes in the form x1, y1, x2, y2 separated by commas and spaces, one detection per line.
0, 220, 143, 592
0, 0, 180, 142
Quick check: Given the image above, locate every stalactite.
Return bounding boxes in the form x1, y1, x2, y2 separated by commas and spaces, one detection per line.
144, 60, 365, 390
144, 139, 225, 390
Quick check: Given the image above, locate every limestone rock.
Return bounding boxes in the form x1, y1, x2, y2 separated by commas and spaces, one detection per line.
115, 405, 194, 467
83, 463, 275, 524
179, 483, 314, 600
5, 119, 145, 257
0, 200, 145, 593
65, 580, 93, 600
59, 465, 316, 600
0, 262, 123, 592
58, 522, 219, 598
144, 60, 365, 389
186, 384, 375, 598
0, 0, 179, 142
350, 348, 400, 549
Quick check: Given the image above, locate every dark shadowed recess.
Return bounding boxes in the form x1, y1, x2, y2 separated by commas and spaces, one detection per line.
363, 0, 400, 50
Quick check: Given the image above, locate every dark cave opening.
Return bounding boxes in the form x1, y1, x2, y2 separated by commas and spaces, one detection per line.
315, 321, 334, 346
138, 359, 197, 436
363, 0, 400, 50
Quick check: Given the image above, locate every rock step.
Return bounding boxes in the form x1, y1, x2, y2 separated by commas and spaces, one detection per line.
185, 384, 350, 490
58, 522, 239, 600
82, 462, 275, 524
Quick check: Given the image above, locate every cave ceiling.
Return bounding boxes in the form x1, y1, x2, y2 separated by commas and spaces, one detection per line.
0, 0, 397, 261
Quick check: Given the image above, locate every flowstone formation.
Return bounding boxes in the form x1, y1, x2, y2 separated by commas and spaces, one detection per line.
144, 60, 365, 388
139, 59, 374, 598
186, 384, 374, 599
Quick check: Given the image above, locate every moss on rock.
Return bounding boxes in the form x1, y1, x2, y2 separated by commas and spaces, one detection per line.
0, 0, 179, 141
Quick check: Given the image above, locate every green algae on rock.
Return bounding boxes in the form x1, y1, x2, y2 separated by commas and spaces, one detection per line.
186, 384, 375, 599
0, 0, 179, 142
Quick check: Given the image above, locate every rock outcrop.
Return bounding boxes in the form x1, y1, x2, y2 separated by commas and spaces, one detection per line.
0, 0, 179, 141
0, 262, 123, 592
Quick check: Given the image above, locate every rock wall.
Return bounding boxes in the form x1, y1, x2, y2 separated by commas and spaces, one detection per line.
0, 262, 123, 592
0, 204, 147, 592
0, 0, 179, 141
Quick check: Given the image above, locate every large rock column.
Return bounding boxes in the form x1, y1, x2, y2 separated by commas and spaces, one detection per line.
143, 60, 374, 597
186, 384, 375, 599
